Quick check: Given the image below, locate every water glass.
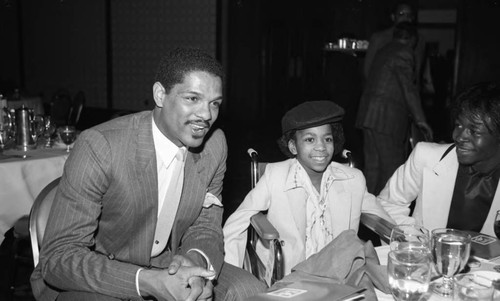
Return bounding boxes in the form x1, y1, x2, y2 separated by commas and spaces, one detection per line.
454, 273, 494, 301
387, 249, 432, 301
390, 224, 430, 252
431, 228, 471, 297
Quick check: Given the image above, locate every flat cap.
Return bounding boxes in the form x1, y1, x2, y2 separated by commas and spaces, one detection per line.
281, 100, 345, 134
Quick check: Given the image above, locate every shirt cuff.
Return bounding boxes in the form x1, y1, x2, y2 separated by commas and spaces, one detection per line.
135, 268, 144, 297
187, 248, 215, 280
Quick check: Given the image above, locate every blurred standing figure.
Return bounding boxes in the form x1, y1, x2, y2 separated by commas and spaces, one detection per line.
356, 22, 433, 194
363, 2, 426, 88
31, 47, 265, 301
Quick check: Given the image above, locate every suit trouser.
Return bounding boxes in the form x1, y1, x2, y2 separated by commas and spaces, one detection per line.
56, 262, 266, 301
362, 129, 407, 195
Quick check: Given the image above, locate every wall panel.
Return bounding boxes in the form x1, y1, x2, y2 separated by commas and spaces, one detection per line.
111, 0, 217, 111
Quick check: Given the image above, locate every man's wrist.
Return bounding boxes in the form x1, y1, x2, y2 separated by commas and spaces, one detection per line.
137, 268, 162, 299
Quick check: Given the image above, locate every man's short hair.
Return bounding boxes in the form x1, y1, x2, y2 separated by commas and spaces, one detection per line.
454, 82, 500, 137
154, 47, 224, 94
393, 21, 417, 40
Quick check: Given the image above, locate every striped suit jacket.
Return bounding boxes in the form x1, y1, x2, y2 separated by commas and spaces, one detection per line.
356, 40, 426, 141
31, 111, 227, 300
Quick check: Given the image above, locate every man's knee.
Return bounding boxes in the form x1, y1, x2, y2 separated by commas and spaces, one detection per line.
215, 263, 267, 301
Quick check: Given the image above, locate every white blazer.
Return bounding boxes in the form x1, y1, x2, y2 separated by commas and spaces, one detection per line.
378, 142, 500, 236
223, 159, 394, 275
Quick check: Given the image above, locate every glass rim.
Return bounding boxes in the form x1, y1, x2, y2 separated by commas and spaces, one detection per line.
393, 223, 429, 230
431, 228, 472, 241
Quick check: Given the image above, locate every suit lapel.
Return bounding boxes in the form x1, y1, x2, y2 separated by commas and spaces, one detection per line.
422, 150, 458, 230
286, 187, 308, 241
170, 151, 206, 250
284, 164, 308, 241
327, 165, 353, 237
328, 185, 351, 237
127, 112, 158, 261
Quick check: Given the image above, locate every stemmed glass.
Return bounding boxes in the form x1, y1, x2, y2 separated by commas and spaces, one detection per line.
390, 224, 430, 252
42, 116, 57, 148
58, 125, 77, 152
431, 228, 471, 297
387, 249, 432, 301
494, 210, 500, 239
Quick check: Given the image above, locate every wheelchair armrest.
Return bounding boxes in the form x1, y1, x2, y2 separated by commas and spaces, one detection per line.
360, 213, 395, 244
250, 212, 280, 241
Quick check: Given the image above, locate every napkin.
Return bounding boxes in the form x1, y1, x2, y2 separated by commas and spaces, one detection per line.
275, 229, 391, 300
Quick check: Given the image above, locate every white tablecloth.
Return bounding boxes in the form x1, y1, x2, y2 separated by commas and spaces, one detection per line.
0, 147, 68, 245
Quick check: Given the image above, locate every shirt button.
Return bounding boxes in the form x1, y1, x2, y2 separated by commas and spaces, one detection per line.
155, 240, 159, 244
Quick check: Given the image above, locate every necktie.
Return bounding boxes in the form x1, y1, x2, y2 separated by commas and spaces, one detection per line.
151, 148, 186, 257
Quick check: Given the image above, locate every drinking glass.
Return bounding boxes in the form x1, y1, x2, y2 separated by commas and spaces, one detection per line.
387, 249, 432, 301
0, 124, 8, 151
454, 273, 494, 301
58, 125, 77, 152
0, 109, 12, 150
42, 116, 56, 148
431, 228, 471, 297
390, 224, 430, 252
494, 210, 500, 239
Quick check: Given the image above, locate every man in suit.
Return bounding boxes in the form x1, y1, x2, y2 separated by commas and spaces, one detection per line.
31, 48, 266, 300
378, 82, 500, 236
363, 2, 426, 87
356, 21, 432, 194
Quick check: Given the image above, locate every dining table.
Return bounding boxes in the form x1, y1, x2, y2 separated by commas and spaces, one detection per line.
0, 144, 68, 245
375, 245, 500, 300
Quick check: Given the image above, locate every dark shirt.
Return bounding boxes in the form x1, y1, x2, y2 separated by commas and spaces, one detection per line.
447, 164, 500, 232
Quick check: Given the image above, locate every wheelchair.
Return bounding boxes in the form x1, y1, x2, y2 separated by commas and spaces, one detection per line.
242, 148, 395, 286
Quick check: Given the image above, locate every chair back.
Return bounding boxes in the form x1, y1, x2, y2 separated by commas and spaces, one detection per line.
50, 89, 72, 126
29, 177, 61, 266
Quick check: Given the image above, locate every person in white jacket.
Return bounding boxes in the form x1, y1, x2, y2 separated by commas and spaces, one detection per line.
223, 100, 394, 278
378, 82, 500, 236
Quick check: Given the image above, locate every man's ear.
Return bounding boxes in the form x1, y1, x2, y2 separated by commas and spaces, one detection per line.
153, 82, 166, 108
288, 140, 297, 155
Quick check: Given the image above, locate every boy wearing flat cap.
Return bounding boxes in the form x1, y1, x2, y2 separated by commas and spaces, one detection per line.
223, 100, 393, 281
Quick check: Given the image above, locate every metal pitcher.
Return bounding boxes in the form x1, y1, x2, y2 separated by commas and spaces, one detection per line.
15, 105, 36, 151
